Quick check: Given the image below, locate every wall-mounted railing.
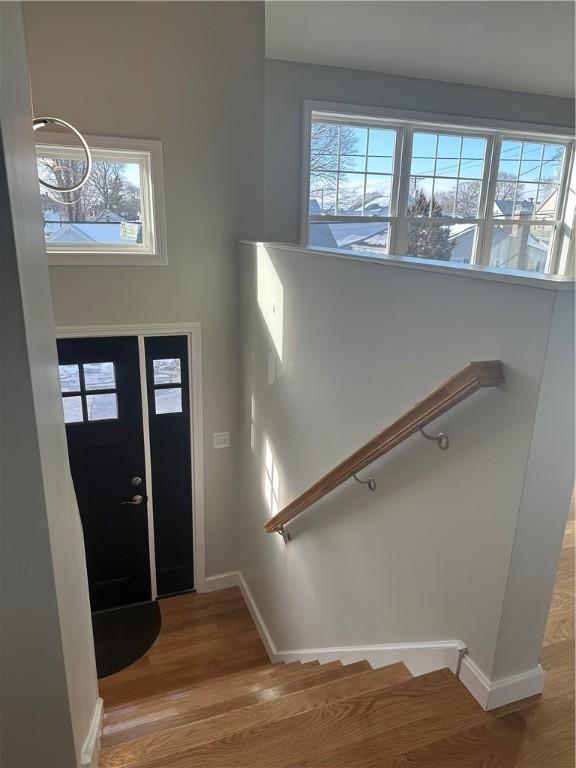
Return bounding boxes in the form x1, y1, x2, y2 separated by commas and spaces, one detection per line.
265, 361, 504, 540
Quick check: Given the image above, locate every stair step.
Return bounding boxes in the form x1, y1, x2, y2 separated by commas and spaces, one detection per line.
103, 661, 323, 728
105, 669, 489, 768
100, 662, 410, 766
100, 647, 270, 709
102, 661, 359, 748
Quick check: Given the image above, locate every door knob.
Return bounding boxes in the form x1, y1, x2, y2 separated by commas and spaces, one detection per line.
122, 494, 144, 505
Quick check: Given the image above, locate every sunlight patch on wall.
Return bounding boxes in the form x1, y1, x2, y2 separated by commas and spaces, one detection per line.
268, 348, 283, 385
257, 247, 284, 362
264, 437, 280, 517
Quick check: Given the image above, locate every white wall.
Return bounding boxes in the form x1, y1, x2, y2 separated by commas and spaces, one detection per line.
264, 59, 576, 244
23, 1, 265, 577
265, 2, 575, 98
1, 5, 98, 765
238, 242, 574, 685
491, 289, 574, 679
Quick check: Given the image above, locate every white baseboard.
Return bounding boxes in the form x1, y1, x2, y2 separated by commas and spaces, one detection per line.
272, 642, 464, 677
237, 571, 278, 661
200, 571, 241, 593
459, 654, 544, 710
80, 696, 103, 768
236, 571, 463, 676
208, 570, 545, 711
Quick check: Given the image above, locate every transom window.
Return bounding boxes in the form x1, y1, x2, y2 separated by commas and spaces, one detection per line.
306, 110, 574, 275
59, 362, 118, 423
35, 133, 167, 266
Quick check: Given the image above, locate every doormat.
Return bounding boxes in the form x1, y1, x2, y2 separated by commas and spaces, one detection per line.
92, 600, 161, 679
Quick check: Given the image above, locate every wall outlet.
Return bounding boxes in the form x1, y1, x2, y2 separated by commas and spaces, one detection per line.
213, 432, 230, 449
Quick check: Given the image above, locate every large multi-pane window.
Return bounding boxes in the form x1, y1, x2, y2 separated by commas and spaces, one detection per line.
306, 112, 573, 275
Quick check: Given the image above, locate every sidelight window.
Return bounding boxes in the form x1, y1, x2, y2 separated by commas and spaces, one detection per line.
152, 359, 183, 414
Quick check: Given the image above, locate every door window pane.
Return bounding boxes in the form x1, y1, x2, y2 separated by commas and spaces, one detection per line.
86, 393, 118, 421
59, 364, 80, 392
155, 388, 182, 415
63, 396, 83, 423
83, 362, 116, 390
153, 358, 182, 385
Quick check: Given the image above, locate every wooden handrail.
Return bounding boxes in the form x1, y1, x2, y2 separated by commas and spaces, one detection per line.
265, 361, 504, 534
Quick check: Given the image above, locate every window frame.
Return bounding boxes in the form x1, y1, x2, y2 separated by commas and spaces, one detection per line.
36, 133, 168, 266
302, 102, 575, 276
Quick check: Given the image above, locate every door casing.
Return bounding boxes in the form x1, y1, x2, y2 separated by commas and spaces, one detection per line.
56, 323, 205, 596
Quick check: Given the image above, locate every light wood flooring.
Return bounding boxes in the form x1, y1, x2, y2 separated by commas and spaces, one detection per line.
99, 508, 574, 767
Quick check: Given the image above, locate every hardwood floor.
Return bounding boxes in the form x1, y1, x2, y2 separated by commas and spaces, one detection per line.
99, 507, 574, 767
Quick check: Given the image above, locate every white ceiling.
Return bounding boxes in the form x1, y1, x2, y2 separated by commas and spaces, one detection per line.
266, 1, 575, 98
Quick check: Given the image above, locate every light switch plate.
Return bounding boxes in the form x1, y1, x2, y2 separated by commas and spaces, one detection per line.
213, 432, 230, 449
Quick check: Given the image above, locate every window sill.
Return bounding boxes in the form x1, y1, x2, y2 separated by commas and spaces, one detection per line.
240, 241, 575, 292
47, 250, 167, 267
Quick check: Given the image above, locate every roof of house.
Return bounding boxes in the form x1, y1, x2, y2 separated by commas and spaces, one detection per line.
309, 195, 552, 266
45, 222, 136, 244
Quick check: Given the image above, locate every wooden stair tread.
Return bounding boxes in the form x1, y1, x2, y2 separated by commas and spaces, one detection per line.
98, 510, 574, 768
100, 651, 271, 708
397, 691, 574, 768
102, 662, 357, 746
100, 662, 416, 767
147, 669, 486, 768
104, 661, 322, 722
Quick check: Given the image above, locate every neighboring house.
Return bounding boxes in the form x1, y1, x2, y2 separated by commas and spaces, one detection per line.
88, 208, 125, 223
309, 198, 389, 252
493, 198, 535, 217
45, 223, 98, 243
310, 194, 550, 269
45, 222, 131, 244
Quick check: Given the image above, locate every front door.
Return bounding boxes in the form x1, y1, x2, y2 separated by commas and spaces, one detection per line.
57, 336, 151, 611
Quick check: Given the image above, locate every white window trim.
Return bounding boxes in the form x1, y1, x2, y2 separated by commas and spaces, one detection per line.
301, 100, 575, 276
37, 133, 168, 266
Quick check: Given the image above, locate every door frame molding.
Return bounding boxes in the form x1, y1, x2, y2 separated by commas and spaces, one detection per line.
55, 323, 206, 596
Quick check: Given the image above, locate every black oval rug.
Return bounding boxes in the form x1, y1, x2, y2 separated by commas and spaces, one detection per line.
92, 600, 161, 679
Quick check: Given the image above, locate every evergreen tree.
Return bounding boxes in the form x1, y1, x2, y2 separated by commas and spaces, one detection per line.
406, 190, 455, 261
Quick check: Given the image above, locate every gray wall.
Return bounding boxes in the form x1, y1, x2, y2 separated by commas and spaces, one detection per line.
1, 5, 98, 765
238, 242, 574, 681
23, 1, 265, 577
264, 58, 576, 244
